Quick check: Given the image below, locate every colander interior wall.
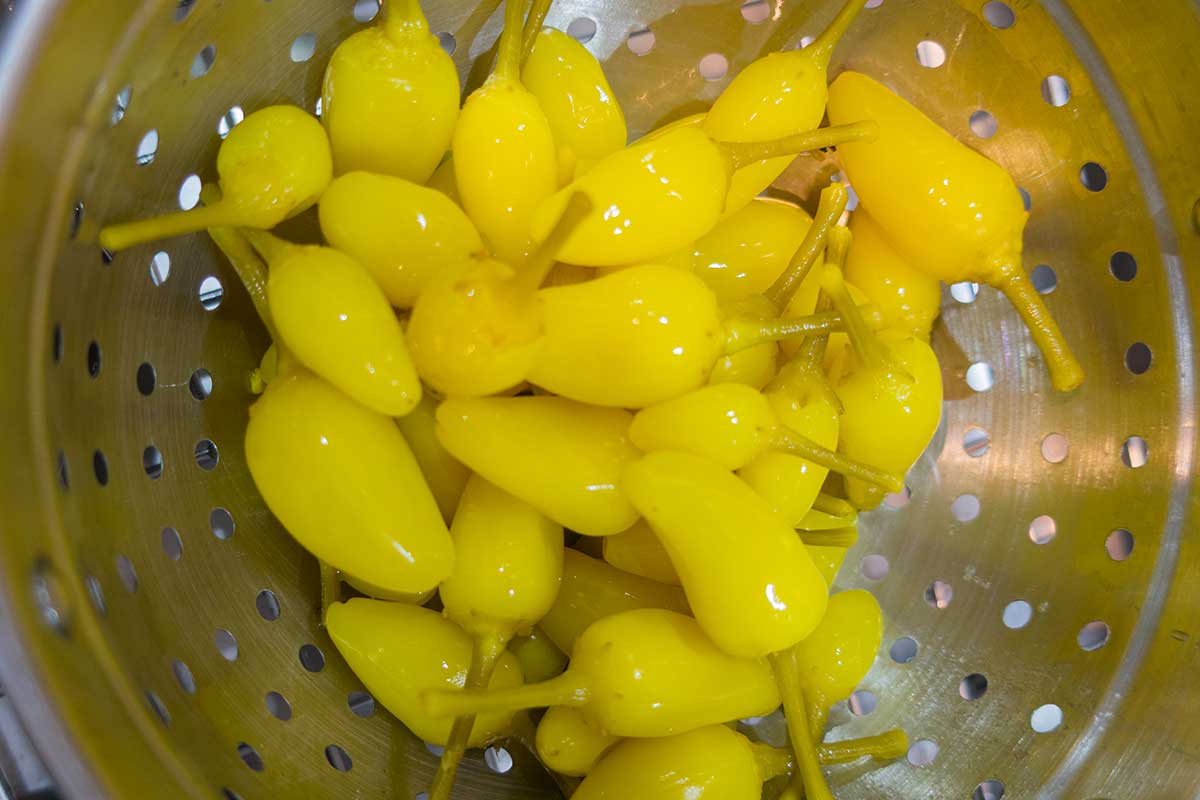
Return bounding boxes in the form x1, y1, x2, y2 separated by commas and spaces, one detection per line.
0, 1, 1198, 799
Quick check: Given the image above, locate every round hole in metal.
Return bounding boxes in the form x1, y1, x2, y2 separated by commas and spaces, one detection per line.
1080, 162, 1108, 192
1078, 621, 1111, 651
566, 17, 597, 44
325, 744, 352, 772
1110, 251, 1137, 282
860, 554, 889, 581
907, 739, 939, 766
916, 40, 946, 68
484, 746, 514, 774
92, 450, 108, 487
237, 742, 264, 772
973, 780, 1005, 800
966, 362, 994, 392
87, 340, 101, 378
1042, 74, 1071, 107
266, 691, 292, 721
1125, 342, 1153, 374
143, 446, 163, 480
199, 275, 224, 310
1031, 703, 1063, 733
1041, 432, 1069, 463
848, 689, 877, 716
963, 426, 990, 457
190, 44, 216, 79
1121, 436, 1148, 468
256, 589, 281, 621
146, 690, 170, 726
300, 643, 326, 672
136, 362, 156, 396
210, 507, 235, 541
290, 32, 317, 63
1029, 515, 1057, 544
889, 636, 918, 664
1106, 528, 1134, 561
194, 439, 219, 471
218, 105, 244, 139
627, 28, 655, 56
1003, 600, 1033, 629
161, 527, 183, 561
950, 281, 979, 304
969, 109, 998, 138
172, 659, 196, 694
951, 493, 981, 523
982, 1, 1015, 28
136, 129, 158, 166
189, 368, 213, 400
959, 673, 988, 700
215, 629, 238, 661
925, 580, 953, 609
1031, 264, 1057, 294
150, 251, 170, 285
348, 691, 375, 718
115, 555, 138, 593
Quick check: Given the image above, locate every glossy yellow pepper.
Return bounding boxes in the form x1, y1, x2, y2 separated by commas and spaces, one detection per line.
828, 70, 1083, 391
540, 548, 688, 654
536, 705, 623, 777
523, 28, 628, 174
602, 520, 680, 586
436, 396, 641, 536
431, 475, 563, 800
423, 608, 781, 738
508, 627, 568, 683
325, 599, 520, 746
405, 195, 590, 397
622, 450, 828, 658
629, 384, 901, 492
703, 0, 866, 215
846, 210, 941, 340
99, 105, 331, 251
454, 0, 558, 263
245, 371, 453, 595
792, 589, 883, 738
394, 392, 470, 525
822, 243, 943, 509
685, 198, 814, 303
426, 155, 460, 202
243, 230, 422, 417
576, 724, 906, 799
319, 171, 483, 308
530, 265, 723, 407
532, 123, 876, 267
321, 0, 459, 183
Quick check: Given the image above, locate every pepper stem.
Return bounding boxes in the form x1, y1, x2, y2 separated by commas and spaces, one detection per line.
809, 0, 868, 66
382, 0, 430, 39
429, 633, 509, 800
723, 121, 878, 172
98, 201, 244, 252
752, 729, 911, 780
810, 493, 857, 521
515, 193, 593, 291
422, 670, 591, 719
798, 527, 858, 548
318, 562, 341, 626
994, 260, 1084, 392
723, 310, 842, 355
771, 427, 903, 493
521, 0, 555, 65
493, 0, 527, 81
770, 650, 835, 800
198, 185, 277, 338
820, 233, 891, 373
765, 183, 849, 311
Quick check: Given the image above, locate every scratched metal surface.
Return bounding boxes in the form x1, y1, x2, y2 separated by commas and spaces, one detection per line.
0, 0, 1197, 799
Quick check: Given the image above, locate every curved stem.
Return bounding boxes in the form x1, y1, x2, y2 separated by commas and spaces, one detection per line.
422, 670, 591, 719
994, 260, 1084, 392
810, 492, 856, 519
771, 427, 902, 493
809, 0, 868, 66
723, 122, 878, 172
240, 227, 294, 267
516, 193, 592, 292
798, 527, 857, 548
494, 0, 527, 80
770, 651, 834, 800
765, 183, 849, 311
98, 202, 243, 252
429, 633, 508, 800
521, 0, 554, 65
820, 244, 891, 372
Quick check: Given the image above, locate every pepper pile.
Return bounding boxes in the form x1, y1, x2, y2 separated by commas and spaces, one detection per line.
98, 0, 1083, 797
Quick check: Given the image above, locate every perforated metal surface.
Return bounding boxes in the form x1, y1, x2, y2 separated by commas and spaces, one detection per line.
0, 1, 1198, 799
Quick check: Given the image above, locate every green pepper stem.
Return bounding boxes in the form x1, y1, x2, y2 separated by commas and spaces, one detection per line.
383, 0, 431, 39
98, 201, 244, 252
493, 0, 527, 80
820, 236, 892, 373
769, 650, 834, 800
809, 0, 868, 66
428, 633, 509, 800
765, 183, 849, 311
994, 259, 1084, 392
723, 310, 841, 355
197, 185, 277, 338
811, 492, 856, 520
770, 427, 902, 493
723, 121, 878, 172
521, 0, 555, 65
318, 562, 341, 626
516, 193, 593, 291
422, 670, 591, 719
821, 729, 909, 764
753, 729, 911, 781
798, 528, 857, 548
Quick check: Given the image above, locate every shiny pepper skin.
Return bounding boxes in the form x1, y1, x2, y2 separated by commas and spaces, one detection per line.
321, 0, 459, 183
245, 371, 453, 596
325, 599, 521, 746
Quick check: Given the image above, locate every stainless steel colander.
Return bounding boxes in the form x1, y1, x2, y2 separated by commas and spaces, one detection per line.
1, 0, 1198, 798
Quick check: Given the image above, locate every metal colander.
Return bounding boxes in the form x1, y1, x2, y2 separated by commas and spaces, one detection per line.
1, 0, 1198, 798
